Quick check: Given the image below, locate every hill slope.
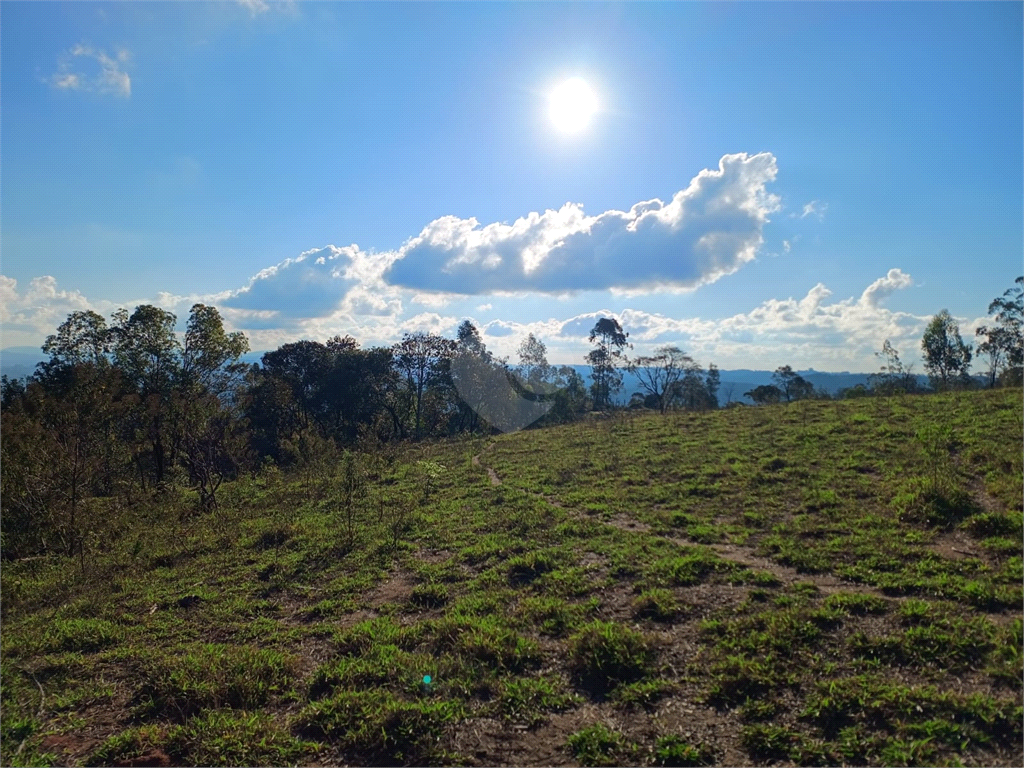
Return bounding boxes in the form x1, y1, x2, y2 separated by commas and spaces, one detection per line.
1, 389, 1021, 766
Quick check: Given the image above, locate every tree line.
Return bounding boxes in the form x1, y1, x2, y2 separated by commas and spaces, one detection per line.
1, 277, 1019, 560
742, 279, 1022, 404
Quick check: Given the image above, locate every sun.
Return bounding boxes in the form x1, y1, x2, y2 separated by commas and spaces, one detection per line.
548, 77, 598, 134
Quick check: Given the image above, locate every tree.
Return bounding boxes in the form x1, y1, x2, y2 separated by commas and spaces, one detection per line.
111, 305, 182, 485
674, 360, 711, 410
452, 321, 492, 434
41, 310, 111, 370
745, 384, 782, 405
457, 320, 488, 359
976, 277, 1023, 387
392, 332, 457, 439
587, 318, 630, 410
628, 346, 691, 414
546, 366, 588, 423
260, 340, 332, 431
4, 363, 122, 563
921, 310, 972, 390
177, 391, 247, 511
870, 340, 917, 395
721, 381, 737, 406
180, 304, 249, 395
772, 365, 811, 402
517, 333, 551, 392
704, 364, 721, 409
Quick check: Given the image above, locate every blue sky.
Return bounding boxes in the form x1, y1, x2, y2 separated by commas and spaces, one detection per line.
2, 1, 1021, 371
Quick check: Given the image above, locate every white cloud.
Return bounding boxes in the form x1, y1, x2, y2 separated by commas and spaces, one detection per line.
0, 275, 100, 347
237, 0, 270, 13
50, 45, 131, 97
410, 293, 457, 310
384, 152, 781, 295
858, 268, 913, 308
476, 303, 493, 312
448, 269, 929, 370
0, 267, 947, 371
792, 200, 828, 220
224, 245, 360, 317
236, 0, 299, 17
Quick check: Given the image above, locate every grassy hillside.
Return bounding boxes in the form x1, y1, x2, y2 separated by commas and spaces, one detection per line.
2, 389, 1021, 767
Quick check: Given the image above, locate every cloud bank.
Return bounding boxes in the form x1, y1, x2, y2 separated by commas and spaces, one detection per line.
384, 152, 780, 295
0, 266, 941, 371
466, 268, 927, 369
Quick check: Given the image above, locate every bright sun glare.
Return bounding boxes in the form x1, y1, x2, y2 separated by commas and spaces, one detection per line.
549, 77, 598, 134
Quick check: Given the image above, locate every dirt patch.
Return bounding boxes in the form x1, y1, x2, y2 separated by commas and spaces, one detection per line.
112, 750, 172, 767
449, 696, 750, 767
416, 548, 455, 564
34, 684, 136, 767
365, 570, 418, 608
927, 529, 986, 561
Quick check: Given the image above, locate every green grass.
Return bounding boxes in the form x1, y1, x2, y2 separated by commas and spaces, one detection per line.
1, 388, 1021, 767
566, 620, 657, 696
566, 722, 630, 767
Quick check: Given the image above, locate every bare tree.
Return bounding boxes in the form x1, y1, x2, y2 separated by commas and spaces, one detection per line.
629, 346, 692, 414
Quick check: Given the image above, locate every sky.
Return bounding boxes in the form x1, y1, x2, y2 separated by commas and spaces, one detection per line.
2, 1, 1021, 372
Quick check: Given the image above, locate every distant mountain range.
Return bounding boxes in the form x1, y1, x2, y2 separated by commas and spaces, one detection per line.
2, 346, 915, 404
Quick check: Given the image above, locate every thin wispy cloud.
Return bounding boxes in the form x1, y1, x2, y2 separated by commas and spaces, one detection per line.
237, 0, 271, 14
50, 45, 131, 97
236, 0, 299, 17
792, 200, 828, 220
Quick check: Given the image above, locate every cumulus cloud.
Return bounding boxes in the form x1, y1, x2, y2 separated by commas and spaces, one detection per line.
384, 152, 780, 295
0, 275, 101, 346
51, 45, 131, 97
236, 0, 299, 16
223, 245, 360, 317
858, 268, 913, 308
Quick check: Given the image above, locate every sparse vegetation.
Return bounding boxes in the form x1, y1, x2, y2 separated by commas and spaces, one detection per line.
1, 384, 1020, 766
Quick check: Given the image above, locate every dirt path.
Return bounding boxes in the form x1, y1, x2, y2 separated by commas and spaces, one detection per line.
472, 451, 502, 487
